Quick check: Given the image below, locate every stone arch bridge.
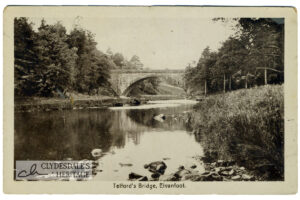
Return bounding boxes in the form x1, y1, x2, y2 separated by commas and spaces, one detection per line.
110, 69, 184, 96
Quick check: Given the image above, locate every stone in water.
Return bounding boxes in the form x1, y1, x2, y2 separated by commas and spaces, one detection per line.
91, 149, 102, 157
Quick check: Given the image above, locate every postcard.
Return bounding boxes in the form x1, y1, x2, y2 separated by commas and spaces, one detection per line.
3, 6, 298, 194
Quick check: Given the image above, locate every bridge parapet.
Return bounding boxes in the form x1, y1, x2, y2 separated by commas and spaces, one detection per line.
110, 69, 184, 74
109, 69, 184, 96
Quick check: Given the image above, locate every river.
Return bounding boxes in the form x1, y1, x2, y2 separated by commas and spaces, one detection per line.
14, 99, 205, 181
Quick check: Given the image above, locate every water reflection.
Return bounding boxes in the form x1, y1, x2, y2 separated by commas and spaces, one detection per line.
15, 101, 203, 180
15, 109, 115, 161
127, 105, 192, 131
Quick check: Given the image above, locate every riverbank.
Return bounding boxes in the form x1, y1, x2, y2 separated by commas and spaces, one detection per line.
126, 84, 283, 181
14, 96, 125, 112
138, 95, 185, 101
14, 94, 189, 112
127, 159, 256, 182
14, 96, 141, 112
188, 84, 284, 181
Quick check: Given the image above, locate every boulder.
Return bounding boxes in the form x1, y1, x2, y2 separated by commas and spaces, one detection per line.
220, 170, 230, 176
181, 170, 202, 181
175, 169, 191, 178
215, 160, 235, 167
199, 173, 214, 181
242, 174, 254, 181
228, 169, 235, 176
190, 164, 197, 169
159, 173, 180, 181
182, 174, 203, 181
154, 114, 166, 122
138, 176, 148, 181
91, 149, 102, 157
231, 175, 241, 180
196, 96, 204, 101
210, 162, 217, 167
211, 174, 223, 181
119, 163, 133, 167
214, 167, 224, 173
216, 160, 225, 167
130, 99, 141, 106
151, 173, 161, 179
201, 171, 211, 176
145, 161, 167, 174
114, 103, 123, 107
200, 172, 223, 181
129, 172, 143, 180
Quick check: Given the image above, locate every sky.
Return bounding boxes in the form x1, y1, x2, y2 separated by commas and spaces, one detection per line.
29, 17, 236, 70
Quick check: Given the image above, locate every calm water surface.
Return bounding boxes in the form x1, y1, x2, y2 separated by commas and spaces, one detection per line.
15, 100, 205, 180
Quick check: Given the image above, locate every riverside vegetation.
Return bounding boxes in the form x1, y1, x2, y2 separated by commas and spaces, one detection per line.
189, 84, 284, 181
14, 18, 158, 99
125, 85, 284, 181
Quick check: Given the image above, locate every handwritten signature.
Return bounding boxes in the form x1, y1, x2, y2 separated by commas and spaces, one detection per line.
17, 164, 48, 178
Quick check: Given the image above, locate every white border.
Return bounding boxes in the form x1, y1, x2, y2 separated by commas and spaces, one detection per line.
1, 0, 299, 200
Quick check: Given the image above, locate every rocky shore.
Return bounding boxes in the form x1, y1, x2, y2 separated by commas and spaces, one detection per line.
127, 160, 256, 182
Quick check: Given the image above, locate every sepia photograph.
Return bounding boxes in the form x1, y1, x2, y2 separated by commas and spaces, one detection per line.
3, 6, 297, 194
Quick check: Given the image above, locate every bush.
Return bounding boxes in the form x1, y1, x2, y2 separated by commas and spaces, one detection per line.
191, 84, 284, 180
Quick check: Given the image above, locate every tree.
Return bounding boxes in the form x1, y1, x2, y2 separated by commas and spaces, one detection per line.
106, 48, 113, 58
68, 28, 93, 92
112, 53, 125, 69
15, 19, 117, 97
196, 47, 213, 95
86, 50, 112, 93
127, 55, 144, 69
35, 21, 77, 96
183, 47, 217, 96
183, 64, 197, 94
238, 18, 284, 85
14, 17, 39, 96
67, 28, 111, 94
184, 18, 284, 97
215, 37, 248, 91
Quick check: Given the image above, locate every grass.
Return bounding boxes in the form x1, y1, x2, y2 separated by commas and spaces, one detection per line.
156, 83, 186, 96
128, 82, 185, 97
190, 84, 284, 180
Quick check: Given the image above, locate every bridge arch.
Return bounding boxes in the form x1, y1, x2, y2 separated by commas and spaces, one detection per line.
122, 75, 161, 96
109, 70, 184, 96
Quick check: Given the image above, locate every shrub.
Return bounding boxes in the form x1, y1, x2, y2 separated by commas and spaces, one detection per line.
191, 84, 284, 180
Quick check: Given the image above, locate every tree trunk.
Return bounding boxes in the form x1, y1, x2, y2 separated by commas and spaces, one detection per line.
204, 79, 207, 96
229, 76, 232, 91
264, 68, 268, 85
223, 73, 226, 93
245, 74, 248, 89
